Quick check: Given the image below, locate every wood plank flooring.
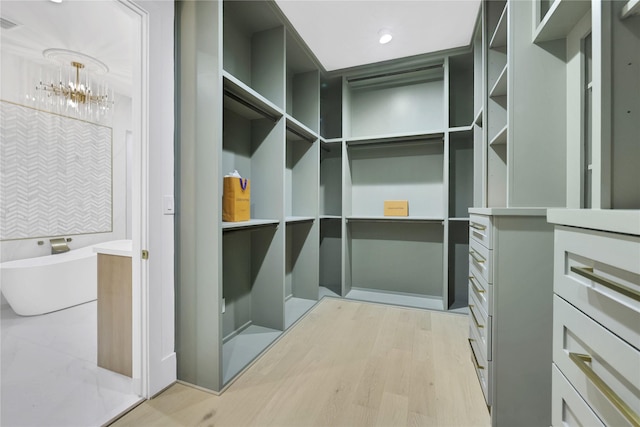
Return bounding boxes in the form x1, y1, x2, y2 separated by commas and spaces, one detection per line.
110, 298, 490, 427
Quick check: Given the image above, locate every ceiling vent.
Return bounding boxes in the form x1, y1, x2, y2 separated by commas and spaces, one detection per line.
0, 17, 19, 30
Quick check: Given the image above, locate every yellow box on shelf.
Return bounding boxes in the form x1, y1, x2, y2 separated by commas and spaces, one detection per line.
384, 200, 408, 217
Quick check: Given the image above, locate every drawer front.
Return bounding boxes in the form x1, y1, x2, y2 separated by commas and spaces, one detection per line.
469, 238, 492, 285
553, 295, 640, 427
554, 226, 640, 349
469, 271, 491, 316
552, 364, 605, 427
469, 289, 492, 361
469, 214, 492, 249
469, 339, 491, 406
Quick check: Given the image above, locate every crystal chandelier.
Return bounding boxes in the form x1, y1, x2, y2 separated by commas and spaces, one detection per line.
34, 49, 114, 121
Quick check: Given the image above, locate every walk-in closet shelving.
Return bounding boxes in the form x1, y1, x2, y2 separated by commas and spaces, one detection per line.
467, 0, 573, 423
343, 134, 446, 309
345, 137, 445, 219
473, 21, 485, 208
320, 76, 342, 139
449, 129, 474, 219
286, 31, 320, 133
533, 0, 591, 43
285, 221, 318, 328
222, 106, 284, 227
221, 100, 286, 384
284, 121, 319, 328
223, 0, 285, 108
447, 220, 470, 311
222, 226, 283, 385
344, 65, 445, 138
485, 0, 508, 207
449, 53, 474, 128
177, 0, 479, 393
345, 219, 445, 310
319, 140, 342, 297
447, 54, 475, 311
285, 120, 318, 222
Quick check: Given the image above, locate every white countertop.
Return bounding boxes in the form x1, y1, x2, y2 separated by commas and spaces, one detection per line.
93, 240, 133, 257
547, 209, 640, 236
468, 207, 548, 216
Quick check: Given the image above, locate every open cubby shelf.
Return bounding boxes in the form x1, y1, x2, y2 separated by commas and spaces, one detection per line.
345, 65, 445, 138
285, 221, 318, 326
346, 139, 445, 219
223, 1, 285, 108
346, 220, 445, 303
286, 30, 319, 133
222, 225, 284, 385
286, 125, 318, 219
449, 131, 474, 218
447, 221, 470, 310
490, 3, 508, 49
533, 0, 591, 43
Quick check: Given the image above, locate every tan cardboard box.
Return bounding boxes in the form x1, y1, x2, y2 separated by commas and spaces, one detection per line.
383, 200, 408, 216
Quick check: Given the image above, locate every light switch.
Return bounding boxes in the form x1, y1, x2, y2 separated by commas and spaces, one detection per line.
163, 195, 175, 215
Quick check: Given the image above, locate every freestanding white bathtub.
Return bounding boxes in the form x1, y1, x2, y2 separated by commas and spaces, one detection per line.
0, 245, 98, 316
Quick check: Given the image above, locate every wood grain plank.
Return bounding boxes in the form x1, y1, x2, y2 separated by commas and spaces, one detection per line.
111, 298, 490, 427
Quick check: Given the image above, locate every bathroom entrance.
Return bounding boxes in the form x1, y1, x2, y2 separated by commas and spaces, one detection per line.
0, 0, 177, 424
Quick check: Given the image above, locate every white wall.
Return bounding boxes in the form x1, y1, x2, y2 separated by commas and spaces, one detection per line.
0, 52, 132, 265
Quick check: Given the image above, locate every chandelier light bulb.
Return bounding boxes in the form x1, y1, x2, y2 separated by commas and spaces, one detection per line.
34, 53, 113, 122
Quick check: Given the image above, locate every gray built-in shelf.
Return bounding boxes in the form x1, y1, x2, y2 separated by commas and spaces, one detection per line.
176, 0, 478, 393
533, 0, 590, 43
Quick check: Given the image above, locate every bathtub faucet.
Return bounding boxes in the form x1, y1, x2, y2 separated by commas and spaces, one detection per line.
50, 238, 70, 255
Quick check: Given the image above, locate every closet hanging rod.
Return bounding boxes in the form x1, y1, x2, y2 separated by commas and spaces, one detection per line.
223, 89, 280, 122
347, 63, 443, 83
286, 126, 315, 143
347, 134, 444, 148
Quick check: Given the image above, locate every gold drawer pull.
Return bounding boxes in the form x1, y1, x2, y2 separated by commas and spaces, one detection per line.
468, 339, 485, 370
470, 222, 487, 231
469, 275, 485, 293
571, 266, 640, 303
469, 250, 486, 264
569, 352, 640, 427
468, 304, 484, 329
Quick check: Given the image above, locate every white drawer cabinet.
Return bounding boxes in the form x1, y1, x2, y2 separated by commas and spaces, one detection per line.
554, 296, 640, 426
469, 272, 491, 317
549, 209, 640, 427
468, 208, 554, 427
469, 214, 492, 248
552, 365, 605, 427
554, 226, 640, 349
469, 287, 491, 361
469, 237, 492, 285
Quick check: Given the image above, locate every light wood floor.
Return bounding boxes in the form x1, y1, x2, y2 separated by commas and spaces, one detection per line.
110, 298, 490, 427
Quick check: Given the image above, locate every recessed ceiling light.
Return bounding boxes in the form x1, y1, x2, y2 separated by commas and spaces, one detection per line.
378, 29, 393, 44
50, 0, 62, 3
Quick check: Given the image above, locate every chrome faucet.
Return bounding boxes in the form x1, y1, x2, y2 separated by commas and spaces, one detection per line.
50, 238, 70, 255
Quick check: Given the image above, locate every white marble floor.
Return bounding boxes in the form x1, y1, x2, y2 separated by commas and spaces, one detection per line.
1, 301, 141, 427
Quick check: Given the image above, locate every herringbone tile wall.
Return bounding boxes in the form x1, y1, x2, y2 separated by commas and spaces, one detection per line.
0, 101, 112, 240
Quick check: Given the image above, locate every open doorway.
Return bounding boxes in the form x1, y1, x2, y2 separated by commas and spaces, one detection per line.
0, 0, 157, 424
